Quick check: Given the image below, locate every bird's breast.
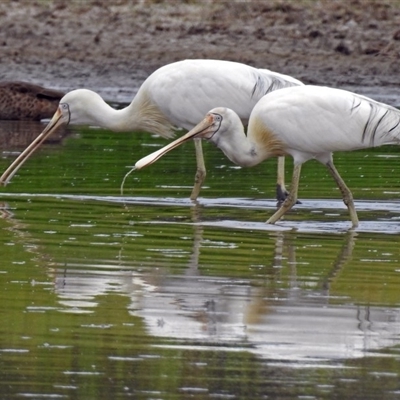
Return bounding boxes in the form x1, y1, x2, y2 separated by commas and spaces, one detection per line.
248, 116, 287, 158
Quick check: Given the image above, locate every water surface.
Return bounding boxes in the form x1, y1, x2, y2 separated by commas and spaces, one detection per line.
0, 119, 400, 399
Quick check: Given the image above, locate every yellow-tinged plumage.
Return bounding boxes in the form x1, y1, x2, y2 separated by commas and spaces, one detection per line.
248, 115, 286, 158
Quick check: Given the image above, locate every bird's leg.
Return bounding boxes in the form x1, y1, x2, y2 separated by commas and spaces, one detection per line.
276, 156, 301, 207
276, 156, 288, 206
190, 138, 206, 201
267, 163, 302, 224
325, 161, 359, 228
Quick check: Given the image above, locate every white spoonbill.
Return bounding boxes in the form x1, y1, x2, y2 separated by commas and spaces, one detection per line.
135, 85, 400, 228
0, 59, 302, 201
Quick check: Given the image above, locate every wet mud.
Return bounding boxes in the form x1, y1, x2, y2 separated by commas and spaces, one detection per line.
0, 0, 399, 102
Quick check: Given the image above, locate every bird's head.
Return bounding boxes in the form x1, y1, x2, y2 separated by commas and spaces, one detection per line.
135, 107, 237, 170
42, 89, 98, 130
0, 89, 104, 185
58, 89, 105, 126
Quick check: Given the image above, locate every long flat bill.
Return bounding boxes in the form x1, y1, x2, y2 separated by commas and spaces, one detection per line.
0, 109, 64, 185
135, 116, 213, 170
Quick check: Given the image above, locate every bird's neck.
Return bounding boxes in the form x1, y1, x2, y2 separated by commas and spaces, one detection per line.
87, 92, 176, 138
121, 95, 176, 138
210, 118, 285, 167
210, 128, 266, 168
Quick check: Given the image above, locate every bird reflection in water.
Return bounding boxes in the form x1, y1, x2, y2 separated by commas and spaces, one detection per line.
48, 223, 400, 361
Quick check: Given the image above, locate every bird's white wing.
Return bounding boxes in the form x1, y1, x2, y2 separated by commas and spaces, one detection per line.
252, 85, 400, 157
142, 59, 301, 130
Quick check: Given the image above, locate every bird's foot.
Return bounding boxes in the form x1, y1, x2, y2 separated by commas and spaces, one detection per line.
276, 184, 301, 208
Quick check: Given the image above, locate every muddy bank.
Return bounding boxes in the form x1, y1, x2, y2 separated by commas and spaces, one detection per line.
0, 0, 399, 103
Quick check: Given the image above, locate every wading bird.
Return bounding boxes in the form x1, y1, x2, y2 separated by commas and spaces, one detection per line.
134, 85, 400, 228
0, 81, 64, 121
0, 60, 302, 201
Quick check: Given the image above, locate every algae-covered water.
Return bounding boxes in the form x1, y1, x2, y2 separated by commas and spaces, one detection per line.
0, 119, 400, 399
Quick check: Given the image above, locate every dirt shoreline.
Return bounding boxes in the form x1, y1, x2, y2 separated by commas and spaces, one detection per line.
1, 1, 399, 103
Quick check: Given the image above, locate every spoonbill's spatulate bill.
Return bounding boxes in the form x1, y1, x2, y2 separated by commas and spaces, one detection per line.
135, 85, 400, 228
0, 59, 302, 201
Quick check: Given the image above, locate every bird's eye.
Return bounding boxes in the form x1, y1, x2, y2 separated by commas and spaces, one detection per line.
61, 103, 68, 110
214, 114, 222, 122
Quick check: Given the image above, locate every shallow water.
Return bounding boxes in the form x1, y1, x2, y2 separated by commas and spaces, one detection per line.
0, 120, 400, 399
